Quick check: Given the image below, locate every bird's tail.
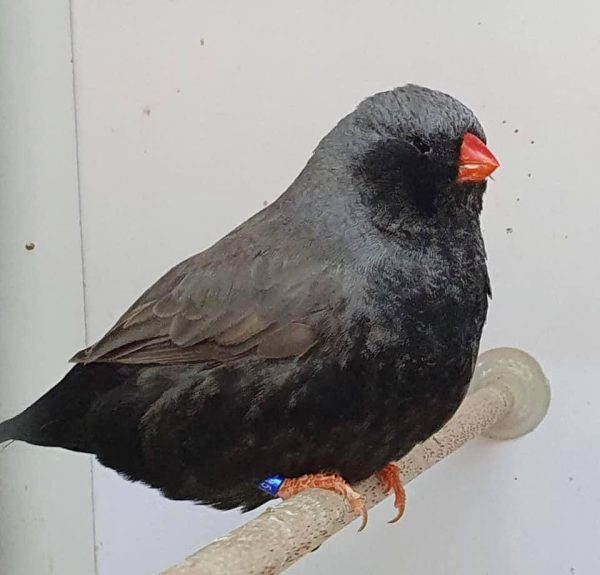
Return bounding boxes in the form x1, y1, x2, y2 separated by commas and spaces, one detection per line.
0, 416, 20, 444
0, 398, 91, 453
0, 363, 126, 454
0, 409, 77, 449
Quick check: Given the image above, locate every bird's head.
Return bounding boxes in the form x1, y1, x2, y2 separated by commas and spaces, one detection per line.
314, 84, 499, 229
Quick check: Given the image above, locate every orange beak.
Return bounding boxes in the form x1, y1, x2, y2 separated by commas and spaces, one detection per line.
457, 133, 500, 183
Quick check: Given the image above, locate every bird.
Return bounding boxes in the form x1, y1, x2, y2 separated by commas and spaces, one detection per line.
0, 84, 499, 530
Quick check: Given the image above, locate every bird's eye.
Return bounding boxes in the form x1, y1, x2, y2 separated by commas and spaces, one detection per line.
410, 136, 431, 155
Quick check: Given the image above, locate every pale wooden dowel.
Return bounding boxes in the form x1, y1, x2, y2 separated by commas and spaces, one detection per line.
162, 347, 549, 575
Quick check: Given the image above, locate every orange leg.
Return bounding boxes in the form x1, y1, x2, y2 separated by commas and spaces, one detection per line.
376, 463, 406, 523
279, 473, 368, 531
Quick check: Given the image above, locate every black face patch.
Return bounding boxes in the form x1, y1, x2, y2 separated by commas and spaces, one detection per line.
354, 134, 459, 216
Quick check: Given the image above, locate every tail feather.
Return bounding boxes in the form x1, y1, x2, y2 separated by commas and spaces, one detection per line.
0, 362, 173, 482
0, 417, 19, 444
0, 363, 129, 453
0, 399, 92, 453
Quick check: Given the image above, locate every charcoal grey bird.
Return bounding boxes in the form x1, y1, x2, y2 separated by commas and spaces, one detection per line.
0, 84, 499, 528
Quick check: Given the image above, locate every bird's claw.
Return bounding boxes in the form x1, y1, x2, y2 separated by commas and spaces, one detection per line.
348, 490, 368, 532
277, 465, 404, 531
376, 463, 406, 524
388, 508, 404, 525
279, 473, 368, 531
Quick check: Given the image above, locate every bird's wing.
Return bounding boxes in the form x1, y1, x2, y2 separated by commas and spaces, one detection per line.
71, 235, 341, 365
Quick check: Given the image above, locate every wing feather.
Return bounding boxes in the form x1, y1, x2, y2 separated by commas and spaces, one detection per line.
72, 235, 339, 365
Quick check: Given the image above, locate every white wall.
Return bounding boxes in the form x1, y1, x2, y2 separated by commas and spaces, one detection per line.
0, 2, 95, 575
2, 1, 599, 574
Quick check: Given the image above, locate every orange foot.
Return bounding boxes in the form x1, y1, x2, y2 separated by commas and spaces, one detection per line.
376, 463, 406, 523
279, 473, 368, 531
